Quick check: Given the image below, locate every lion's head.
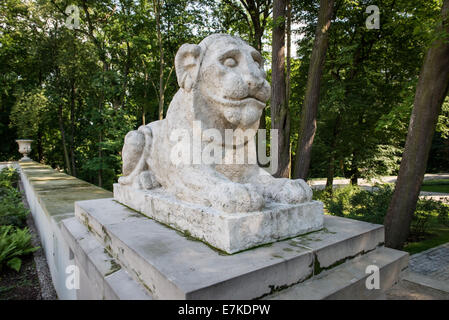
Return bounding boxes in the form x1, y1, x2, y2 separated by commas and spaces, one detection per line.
174, 34, 270, 131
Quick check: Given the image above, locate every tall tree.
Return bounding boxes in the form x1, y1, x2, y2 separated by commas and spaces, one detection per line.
154, 0, 165, 120
293, 0, 334, 180
286, 0, 292, 104
238, 0, 272, 51
271, 0, 290, 177
384, 0, 449, 249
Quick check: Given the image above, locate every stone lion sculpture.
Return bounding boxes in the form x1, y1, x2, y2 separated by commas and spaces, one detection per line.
118, 34, 312, 213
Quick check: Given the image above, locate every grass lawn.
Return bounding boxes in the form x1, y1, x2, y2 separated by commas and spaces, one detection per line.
403, 226, 449, 255
421, 179, 449, 193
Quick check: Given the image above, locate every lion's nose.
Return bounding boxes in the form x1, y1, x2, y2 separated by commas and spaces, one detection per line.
243, 63, 270, 102
244, 64, 265, 89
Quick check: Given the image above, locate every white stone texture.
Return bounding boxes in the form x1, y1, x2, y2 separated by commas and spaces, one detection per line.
115, 34, 324, 252
74, 198, 387, 299
117, 34, 314, 212
114, 183, 323, 253
16, 139, 33, 161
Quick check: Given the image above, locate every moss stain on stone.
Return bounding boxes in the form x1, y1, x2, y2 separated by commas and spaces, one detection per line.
102, 225, 111, 244
132, 269, 153, 294
313, 245, 379, 276
255, 268, 314, 299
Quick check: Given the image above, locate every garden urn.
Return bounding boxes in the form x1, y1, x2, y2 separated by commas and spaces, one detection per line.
16, 139, 33, 161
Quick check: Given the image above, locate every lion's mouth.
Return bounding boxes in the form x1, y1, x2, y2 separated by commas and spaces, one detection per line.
212, 95, 266, 108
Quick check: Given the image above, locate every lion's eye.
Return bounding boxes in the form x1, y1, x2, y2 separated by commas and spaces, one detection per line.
223, 57, 237, 68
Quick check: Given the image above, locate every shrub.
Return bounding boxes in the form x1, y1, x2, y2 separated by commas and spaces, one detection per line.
349, 184, 394, 224
315, 183, 448, 236
315, 185, 361, 217
0, 190, 29, 227
0, 167, 19, 191
0, 226, 38, 272
416, 199, 449, 227
0, 167, 28, 228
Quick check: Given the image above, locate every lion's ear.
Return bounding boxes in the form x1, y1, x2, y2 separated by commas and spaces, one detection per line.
175, 44, 201, 92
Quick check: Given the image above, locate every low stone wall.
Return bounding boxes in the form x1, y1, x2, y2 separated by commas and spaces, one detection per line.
18, 161, 112, 299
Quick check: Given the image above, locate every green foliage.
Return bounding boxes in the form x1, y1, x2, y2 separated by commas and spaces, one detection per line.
0, 167, 28, 228
0, 167, 36, 273
0, 0, 448, 192
349, 184, 395, 224
421, 179, 449, 193
316, 184, 393, 224
416, 199, 449, 227
291, 0, 446, 180
316, 183, 449, 235
9, 88, 48, 139
0, 225, 38, 272
0, 188, 28, 228
0, 167, 19, 190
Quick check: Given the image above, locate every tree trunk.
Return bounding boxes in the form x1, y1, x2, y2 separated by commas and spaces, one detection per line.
271, 0, 290, 178
143, 69, 148, 125
58, 105, 71, 175
286, 0, 292, 103
325, 113, 341, 191
293, 0, 334, 180
154, 0, 165, 120
37, 126, 43, 162
349, 152, 358, 185
325, 154, 335, 192
70, 81, 77, 177
384, 0, 449, 249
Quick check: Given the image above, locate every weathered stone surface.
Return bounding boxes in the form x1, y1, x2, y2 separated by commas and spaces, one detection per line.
113, 33, 325, 253
74, 198, 386, 299
61, 217, 151, 300
20, 161, 111, 220
116, 34, 316, 211
114, 183, 323, 253
288, 215, 385, 269
264, 246, 409, 300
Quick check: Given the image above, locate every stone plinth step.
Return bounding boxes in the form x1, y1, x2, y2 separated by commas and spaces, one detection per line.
61, 217, 152, 300
74, 198, 386, 300
264, 246, 409, 300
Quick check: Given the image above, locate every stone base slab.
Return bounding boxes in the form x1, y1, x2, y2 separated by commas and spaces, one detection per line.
113, 183, 324, 254
61, 217, 152, 300
74, 198, 385, 299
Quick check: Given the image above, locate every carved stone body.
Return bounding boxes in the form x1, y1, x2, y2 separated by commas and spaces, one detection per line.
118, 34, 312, 213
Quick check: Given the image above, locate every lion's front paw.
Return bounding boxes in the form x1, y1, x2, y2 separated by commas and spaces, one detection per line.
209, 182, 264, 213
268, 178, 312, 204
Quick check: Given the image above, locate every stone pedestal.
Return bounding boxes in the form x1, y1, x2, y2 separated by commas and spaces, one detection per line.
61, 197, 408, 300
113, 183, 324, 254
